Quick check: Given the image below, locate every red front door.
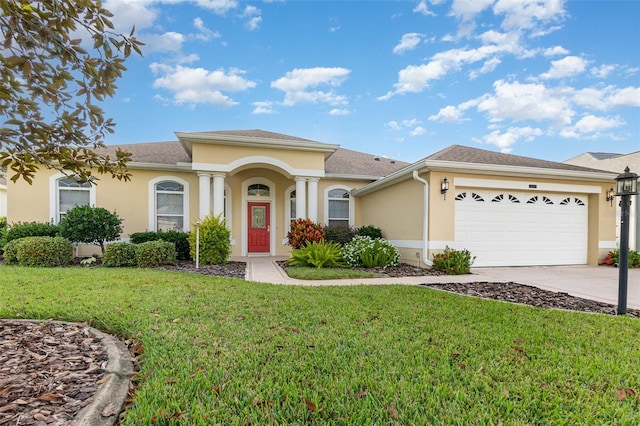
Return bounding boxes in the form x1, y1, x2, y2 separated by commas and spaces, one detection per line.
248, 202, 270, 253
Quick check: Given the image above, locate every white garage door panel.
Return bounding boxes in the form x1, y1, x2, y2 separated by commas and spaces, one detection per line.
454, 191, 588, 267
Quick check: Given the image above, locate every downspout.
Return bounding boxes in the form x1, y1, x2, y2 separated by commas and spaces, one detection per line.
412, 170, 433, 266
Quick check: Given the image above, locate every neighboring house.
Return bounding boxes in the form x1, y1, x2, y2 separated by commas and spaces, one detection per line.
565, 151, 640, 251
5, 129, 618, 267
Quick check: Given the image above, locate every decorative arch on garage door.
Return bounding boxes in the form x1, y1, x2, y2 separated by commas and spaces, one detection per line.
454, 190, 588, 267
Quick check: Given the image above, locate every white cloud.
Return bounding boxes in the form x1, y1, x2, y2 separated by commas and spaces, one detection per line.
393, 33, 425, 54
386, 121, 402, 131
329, 108, 351, 116
591, 64, 616, 79
543, 45, 569, 56
252, 101, 276, 114
410, 126, 427, 136
540, 56, 588, 80
140, 31, 186, 54
429, 105, 465, 122
607, 86, 640, 107
151, 64, 256, 107
493, 0, 567, 32
559, 115, 624, 138
193, 17, 221, 41
470, 57, 501, 79
413, 0, 436, 16
241, 5, 262, 31
271, 68, 351, 107
194, 0, 238, 15
480, 126, 544, 152
451, 0, 494, 22
476, 79, 574, 126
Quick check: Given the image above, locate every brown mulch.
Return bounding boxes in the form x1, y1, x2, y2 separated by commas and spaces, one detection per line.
423, 281, 640, 318
1, 263, 636, 425
0, 320, 108, 426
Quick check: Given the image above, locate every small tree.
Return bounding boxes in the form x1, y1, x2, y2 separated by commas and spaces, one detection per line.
58, 205, 122, 253
189, 213, 231, 265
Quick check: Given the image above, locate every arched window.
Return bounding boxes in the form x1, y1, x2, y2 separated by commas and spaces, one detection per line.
248, 184, 270, 197
155, 180, 185, 231
326, 187, 352, 227
57, 178, 91, 222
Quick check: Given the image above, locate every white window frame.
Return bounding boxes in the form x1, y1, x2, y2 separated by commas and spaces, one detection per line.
49, 173, 96, 224
148, 176, 190, 232
324, 185, 354, 227
284, 185, 297, 230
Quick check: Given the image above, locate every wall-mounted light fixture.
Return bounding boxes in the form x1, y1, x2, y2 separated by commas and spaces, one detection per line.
606, 187, 615, 206
441, 177, 449, 200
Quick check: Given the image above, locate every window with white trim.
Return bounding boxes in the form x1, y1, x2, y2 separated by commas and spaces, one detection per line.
327, 188, 351, 227
155, 181, 184, 231
57, 178, 91, 222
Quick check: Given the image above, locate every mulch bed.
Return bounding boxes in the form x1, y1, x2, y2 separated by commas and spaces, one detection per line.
277, 261, 444, 277
0, 321, 108, 426
423, 281, 640, 318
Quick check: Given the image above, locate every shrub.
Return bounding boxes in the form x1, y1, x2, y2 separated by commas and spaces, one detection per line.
287, 241, 345, 269
3, 221, 60, 250
342, 236, 399, 268
2, 239, 20, 264
357, 225, 383, 240
135, 240, 177, 268
604, 249, 640, 268
324, 225, 357, 246
287, 218, 325, 250
0, 216, 6, 251
58, 205, 122, 254
432, 246, 475, 275
14, 236, 73, 267
130, 230, 191, 261
189, 214, 231, 265
103, 242, 138, 267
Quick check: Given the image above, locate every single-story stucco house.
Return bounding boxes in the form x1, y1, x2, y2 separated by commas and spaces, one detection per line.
4, 129, 621, 267
564, 151, 640, 252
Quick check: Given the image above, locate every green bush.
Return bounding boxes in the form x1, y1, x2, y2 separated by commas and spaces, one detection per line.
0, 216, 6, 252
342, 236, 399, 268
130, 230, 191, 261
606, 249, 640, 268
14, 236, 73, 267
3, 221, 60, 250
432, 246, 475, 275
286, 218, 325, 250
324, 225, 357, 246
58, 205, 122, 254
287, 241, 345, 269
357, 225, 383, 239
2, 239, 20, 264
189, 214, 231, 265
103, 242, 138, 267
135, 240, 177, 268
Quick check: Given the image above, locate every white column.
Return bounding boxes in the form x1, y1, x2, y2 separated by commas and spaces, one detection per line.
307, 178, 319, 222
212, 173, 226, 218
198, 172, 211, 218
295, 177, 307, 219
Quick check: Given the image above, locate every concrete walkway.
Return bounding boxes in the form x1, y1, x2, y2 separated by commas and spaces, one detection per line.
235, 256, 640, 310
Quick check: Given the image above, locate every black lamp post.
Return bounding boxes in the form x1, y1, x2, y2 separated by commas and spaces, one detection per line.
614, 166, 638, 315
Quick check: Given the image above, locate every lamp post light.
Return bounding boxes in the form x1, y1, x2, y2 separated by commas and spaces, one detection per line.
195, 220, 202, 269
614, 166, 638, 315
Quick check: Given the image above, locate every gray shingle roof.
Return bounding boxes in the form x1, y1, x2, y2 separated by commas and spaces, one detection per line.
96, 141, 191, 165
325, 148, 409, 176
426, 145, 609, 173
186, 129, 320, 144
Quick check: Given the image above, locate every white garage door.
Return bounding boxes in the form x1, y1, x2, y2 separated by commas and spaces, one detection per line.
454, 190, 588, 267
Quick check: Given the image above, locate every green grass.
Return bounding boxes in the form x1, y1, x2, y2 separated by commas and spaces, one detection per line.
1, 266, 639, 424
285, 266, 378, 280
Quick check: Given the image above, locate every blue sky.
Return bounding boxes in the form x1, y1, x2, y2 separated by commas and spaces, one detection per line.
101, 0, 640, 163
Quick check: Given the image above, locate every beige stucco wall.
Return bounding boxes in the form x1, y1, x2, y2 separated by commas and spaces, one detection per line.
0, 185, 7, 217
192, 143, 326, 174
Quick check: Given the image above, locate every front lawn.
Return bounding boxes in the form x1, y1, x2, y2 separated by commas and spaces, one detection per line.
1, 266, 639, 424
